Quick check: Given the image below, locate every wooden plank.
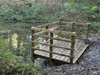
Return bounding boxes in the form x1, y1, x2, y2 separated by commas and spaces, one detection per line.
59, 35, 86, 40
60, 21, 90, 25
32, 41, 73, 50
35, 37, 44, 41
34, 31, 45, 35
52, 41, 64, 59
63, 42, 79, 62
76, 32, 87, 35
32, 48, 73, 58
60, 26, 87, 30
37, 21, 59, 28
34, 40, 50, 48
65, 43, 83, 62
62, 43, 78, 62
33, 35, 73, 43
52, 48, 60, 59
34, 26, 59, 35
57, 43, 71, 61
31, 27, 77, 36
74, 28, 87, 30
40, 46, 49, 57
75, 23, 90, 26
60, 26, 72, 29
34, 40, 50, 56
55, 48, 63, 60
73, 44, 89, 63
35, 46, 49, 57
60, 21, 74, 24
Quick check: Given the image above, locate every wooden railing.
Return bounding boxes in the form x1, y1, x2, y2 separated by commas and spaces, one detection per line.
31, 21, 91, 64
59, 21, 91, 44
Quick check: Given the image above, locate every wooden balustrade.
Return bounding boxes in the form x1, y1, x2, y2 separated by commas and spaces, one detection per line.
31, 21, 91, 64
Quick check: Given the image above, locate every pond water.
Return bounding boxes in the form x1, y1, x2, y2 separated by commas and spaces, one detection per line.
0, 22, 46, 60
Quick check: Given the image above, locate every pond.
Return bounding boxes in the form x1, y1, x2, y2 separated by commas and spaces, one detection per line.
0, 22, 46, 61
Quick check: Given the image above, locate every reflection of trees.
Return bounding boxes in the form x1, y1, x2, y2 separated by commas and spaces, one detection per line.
8, 32, 14, 51
0, 31, 14, 52
0, 22, 43, 57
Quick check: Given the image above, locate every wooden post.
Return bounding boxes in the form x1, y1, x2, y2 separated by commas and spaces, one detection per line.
49, 32, 53, 65
31, 30, 35, 63
57, 22, 59, 38
85, 24, 90, 44
70, 36, 75, 64
71, 23, 75, 32
70, 23, 75, 64
46, 26, 49, 41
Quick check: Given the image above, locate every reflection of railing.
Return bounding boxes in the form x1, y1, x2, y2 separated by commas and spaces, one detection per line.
31, 21, 91, 64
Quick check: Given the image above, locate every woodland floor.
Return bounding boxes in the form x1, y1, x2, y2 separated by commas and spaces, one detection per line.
35, 33, 100, 75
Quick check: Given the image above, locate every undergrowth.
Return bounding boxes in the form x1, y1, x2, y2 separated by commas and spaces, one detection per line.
0, 40, 41, 75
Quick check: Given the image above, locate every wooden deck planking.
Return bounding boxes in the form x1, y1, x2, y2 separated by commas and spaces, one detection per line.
65, 43, 84, 63
58, 43, 71, 61
54, 41, 71, 60
73, 44, 89, 63
63, 42, 79, 62
35, 46, 49, 57
34, 41, 88, 63
53, 41, 67, 59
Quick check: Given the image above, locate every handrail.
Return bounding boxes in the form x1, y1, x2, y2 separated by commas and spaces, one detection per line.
32, 41, 73, 51
60, 21, 91, 26
34, 26, 59, 35
37, 21, 59, 28
31, 27, 77, 36
33, 34, 73, 43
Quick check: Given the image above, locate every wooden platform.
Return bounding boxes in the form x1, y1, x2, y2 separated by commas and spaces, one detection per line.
34, 41, 88, 64
31, 21, 90, 64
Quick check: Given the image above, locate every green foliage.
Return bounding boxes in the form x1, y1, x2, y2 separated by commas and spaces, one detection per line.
0, 40, 41, 75
0, 4, 15, 21
0, 3, 46, 21
81, 5, 98, 19
98, 30, 100, 35
59, 36, 66, 40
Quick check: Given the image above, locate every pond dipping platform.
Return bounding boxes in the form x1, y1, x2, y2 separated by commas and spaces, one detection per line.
31, 21, 91, 64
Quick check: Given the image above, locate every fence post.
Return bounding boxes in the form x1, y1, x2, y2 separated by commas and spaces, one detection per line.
49, 32, 53, 65
46, 26, 49, 41
71, 23, 75, 32
85, 24, 91, 44
57, 22, 60, 38
70, 35, 75, 64
31, 30, 35, 63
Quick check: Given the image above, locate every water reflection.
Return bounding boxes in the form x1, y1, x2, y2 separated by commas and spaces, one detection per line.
0, 22, 45, 58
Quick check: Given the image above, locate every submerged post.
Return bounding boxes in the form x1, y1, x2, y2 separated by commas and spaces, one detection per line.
70, 35, 75, 64
86, 24, 91, 44
31, 30, 35, 62
49, 32, 53, 64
